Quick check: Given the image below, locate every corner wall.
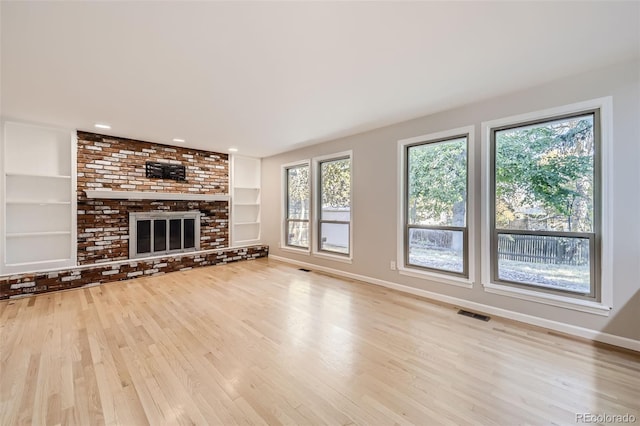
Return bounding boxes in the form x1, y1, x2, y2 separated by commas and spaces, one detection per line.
261, 59, 640, 345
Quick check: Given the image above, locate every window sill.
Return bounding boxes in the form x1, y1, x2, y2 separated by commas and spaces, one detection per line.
482, 282, 611, 316
280, 246, 311, 256
398, 267, 473, 289
312, 251, 353, 264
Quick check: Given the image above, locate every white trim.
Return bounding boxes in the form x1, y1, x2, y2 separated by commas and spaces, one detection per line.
269, 255, 639, 352
397, 267, 473, 289
280, 246, 311, 256
483, 282, 610, 315
313, 251, 353, 264
230, 239, 261, 247
70, 131, 78, 268
480, 97, 613, 312
599, 97, 614, 308
312, 150, 353, 262
5, 173, 72, 179
397, 125, 476, 288
0, 122, 5, 275
228, 242, 263, 250
281, 159, 311, 253
85, 190, 230, 201
229, 153, 235, 248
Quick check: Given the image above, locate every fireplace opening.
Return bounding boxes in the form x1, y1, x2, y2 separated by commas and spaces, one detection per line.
129, 211, 201, 259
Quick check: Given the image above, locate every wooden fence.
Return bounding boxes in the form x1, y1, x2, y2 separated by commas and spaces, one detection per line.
498, 234, 589, 266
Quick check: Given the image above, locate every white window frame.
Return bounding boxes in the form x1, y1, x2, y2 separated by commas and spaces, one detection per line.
129, 211, 201, 259
281, 159, 312, 254
312, 151, 353, 263
481, 97, 613, 316
397, 126, 475, 288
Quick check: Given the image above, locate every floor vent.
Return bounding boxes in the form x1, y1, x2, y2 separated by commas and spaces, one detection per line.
457, 309, 490, 322
298, 268, 311, 272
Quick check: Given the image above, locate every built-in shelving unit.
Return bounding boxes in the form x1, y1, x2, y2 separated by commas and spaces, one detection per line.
231, 156, 261, 246
1, 121, 77, 274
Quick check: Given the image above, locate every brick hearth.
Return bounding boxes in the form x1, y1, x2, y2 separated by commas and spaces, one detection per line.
0, 246, 268, 299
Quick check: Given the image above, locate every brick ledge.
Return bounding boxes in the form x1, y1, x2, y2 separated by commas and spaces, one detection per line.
0, 245, 268, 300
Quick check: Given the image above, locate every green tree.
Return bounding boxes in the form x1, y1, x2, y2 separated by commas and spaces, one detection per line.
408, 138, 467, 251
495, 116, 594, 232
286, 159, 352, 216
287, 166, 309, 219
408, 138, 467, 227
321, 158, 351, 209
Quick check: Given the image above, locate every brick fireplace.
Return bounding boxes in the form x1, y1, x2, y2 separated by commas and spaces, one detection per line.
76, 131, 230, 263
0, 132, 268, 299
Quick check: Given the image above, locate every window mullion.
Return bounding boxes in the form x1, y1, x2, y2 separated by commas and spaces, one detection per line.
408, 224, 467, 232
150, 219, 155, 255
165, 219, 169, 253
181, 218, 184, 251
496, 229, 593, 239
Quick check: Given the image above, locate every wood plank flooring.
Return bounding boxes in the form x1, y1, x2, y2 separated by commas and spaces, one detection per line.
1, 258, 639, 425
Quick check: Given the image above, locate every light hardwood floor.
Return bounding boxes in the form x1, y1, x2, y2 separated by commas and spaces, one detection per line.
1, 258, 639, 425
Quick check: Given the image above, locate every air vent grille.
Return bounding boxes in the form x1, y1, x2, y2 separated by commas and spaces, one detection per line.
457, 309, 490, 322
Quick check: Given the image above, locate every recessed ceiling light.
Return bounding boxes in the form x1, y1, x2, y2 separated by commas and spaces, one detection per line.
228, 147, 238, 152
172, 138, 186, 143
94, 123, 111, 130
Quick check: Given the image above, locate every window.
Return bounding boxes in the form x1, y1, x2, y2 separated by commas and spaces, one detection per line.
282, 153, 353, 260
284, 163, 310, 249
317, 155, 351, 256
129, 211, 200, 259
489, 110, 601, 300
404, 134, 469, 277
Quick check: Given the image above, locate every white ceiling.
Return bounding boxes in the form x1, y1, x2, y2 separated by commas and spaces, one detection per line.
1, 1, 638, 158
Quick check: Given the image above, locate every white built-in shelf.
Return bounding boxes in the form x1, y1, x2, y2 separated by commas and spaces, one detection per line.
5, 258, 72, 267
84, 190, 230, 201
234, 240, 261, 246
7, 200, 72, 205
7, 231, 72, 238
233, 188, 260, 204
231, 156, 261, 246
6, 172, 71, 179
2, 121, 77, 273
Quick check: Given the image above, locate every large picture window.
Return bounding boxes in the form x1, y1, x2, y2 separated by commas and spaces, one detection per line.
405, 135, 468, 276
284, 163, 310, 249
317, 155, 351, 256
490, 111, 600, 299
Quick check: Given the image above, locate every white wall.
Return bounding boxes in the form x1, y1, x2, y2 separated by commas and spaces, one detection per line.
261, 59, 640, 344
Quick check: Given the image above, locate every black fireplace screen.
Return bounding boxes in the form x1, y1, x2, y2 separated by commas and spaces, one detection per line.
136, 217, 196, 255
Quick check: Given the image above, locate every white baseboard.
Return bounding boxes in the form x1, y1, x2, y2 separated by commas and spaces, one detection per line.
269, 255, 640, 353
